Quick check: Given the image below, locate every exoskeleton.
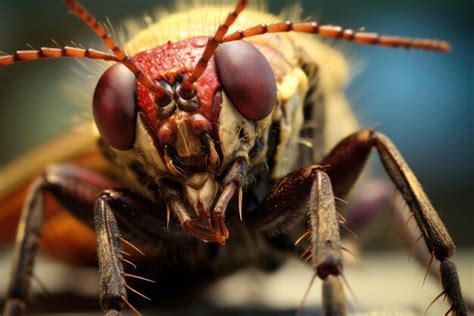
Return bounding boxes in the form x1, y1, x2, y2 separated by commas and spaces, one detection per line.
0, 1, 468, 315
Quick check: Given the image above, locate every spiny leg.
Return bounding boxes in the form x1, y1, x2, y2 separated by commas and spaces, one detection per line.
393, 195, 474, 313
322, 276, 346, 316
320, 128, 467, 315
1, 164, 182, 316
94, 192, 127, 315
248, 166, 347, 315
250, 128, 466, 314
94, 187, 211, 315
3, 178, 44, 316
2, 164, 117, 316
97, 187, 192, 243
247, 166, 318, 232
309, 169, 346, 315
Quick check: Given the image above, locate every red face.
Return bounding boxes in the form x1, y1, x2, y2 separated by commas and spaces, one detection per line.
133, 37, 221, 137
132, 37, 223, 173
93, 36, 277, 178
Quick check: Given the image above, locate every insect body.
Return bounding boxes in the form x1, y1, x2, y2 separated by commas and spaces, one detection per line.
0, 1, 468, 315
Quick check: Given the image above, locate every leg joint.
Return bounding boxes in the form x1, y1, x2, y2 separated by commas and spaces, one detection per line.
100, 294, 125, 313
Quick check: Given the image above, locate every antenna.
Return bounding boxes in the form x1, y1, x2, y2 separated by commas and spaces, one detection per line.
178, 0, 249, 99
63, 0, 170, 100
223, 21, 450, 52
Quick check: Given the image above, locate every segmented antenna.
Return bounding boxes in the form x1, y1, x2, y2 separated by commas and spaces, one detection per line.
223, 21, 451, 52
0, 47, 118, 66
179, 0, 248, 98
0, 1, 170, 101
63, 0, 128, 60
63, 0, 170, 98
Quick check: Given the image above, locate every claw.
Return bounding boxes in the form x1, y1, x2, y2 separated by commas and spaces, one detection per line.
164, 145, 186, 177
210, 183, 236, 245
183, 221, 215, 242
174, 158, 247, 245
182, 213, 229, 245
211, 213, 229, 245
202, 133, 220, 169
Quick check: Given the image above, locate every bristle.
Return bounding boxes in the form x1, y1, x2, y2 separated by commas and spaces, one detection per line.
119, 237, 145, 257
425, 291, 446, 314
408, 233, 424, 261
123, 273, 155, 284
125, 284, 152, 301
296, 271, 318, 316
422, 251, 436, 286
122, 296, 142, 316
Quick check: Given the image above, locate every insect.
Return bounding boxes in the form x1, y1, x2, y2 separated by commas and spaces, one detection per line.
0, 0, 469, 315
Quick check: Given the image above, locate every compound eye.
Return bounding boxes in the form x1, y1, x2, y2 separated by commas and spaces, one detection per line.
215, 41, 277, 121
93, 63, 137, 150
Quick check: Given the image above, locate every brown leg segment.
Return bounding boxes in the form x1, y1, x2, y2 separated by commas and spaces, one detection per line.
2, 164, 117, 316
321, 128, 466, 315
249, 166, 347, 315
251, 128, 466, 314
309, 170, 343, 281
322, 275, 346, 316
2, 178, 45, 316
310, 169, 346, 315
247, 166, 318, 233
94, 191, 127, 316
393, 193, 474, 313
1, 165, 179, 316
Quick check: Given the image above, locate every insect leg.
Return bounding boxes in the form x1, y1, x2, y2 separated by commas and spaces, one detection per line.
309, 169, 346, 315
393, 192, 474, 312
322, 275, 346, 316
3, 164, 186, 315
43, 164, 187, 243
93, 192, 127, 315
2, 164, 117, 316
2, 178, 45, 316
91, 188, 195, 315
95, 188, 192, 242
320, 128, 467, 315
248, 166, 347, 314
247, 166, 318, 232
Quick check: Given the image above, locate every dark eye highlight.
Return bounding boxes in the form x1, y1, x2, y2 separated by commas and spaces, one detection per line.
93, 63, 138, 150
215, 41, 277, 121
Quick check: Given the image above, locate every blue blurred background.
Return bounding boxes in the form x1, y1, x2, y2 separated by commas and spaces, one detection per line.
0, 0, 472, 244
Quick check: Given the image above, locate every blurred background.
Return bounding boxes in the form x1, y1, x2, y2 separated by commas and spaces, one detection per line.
0, 0, 472, 314
0, 0, 471, 245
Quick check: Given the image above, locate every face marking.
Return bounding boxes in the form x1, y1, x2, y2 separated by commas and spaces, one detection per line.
132, 37, 221, 131
174, 113, 205, 163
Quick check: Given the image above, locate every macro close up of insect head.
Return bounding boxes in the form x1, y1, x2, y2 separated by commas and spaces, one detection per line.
0, 0, 472, 315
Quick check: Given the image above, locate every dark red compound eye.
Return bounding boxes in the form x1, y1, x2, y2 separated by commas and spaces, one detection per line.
215, 41, 277, 121
93, 63, 137, 150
